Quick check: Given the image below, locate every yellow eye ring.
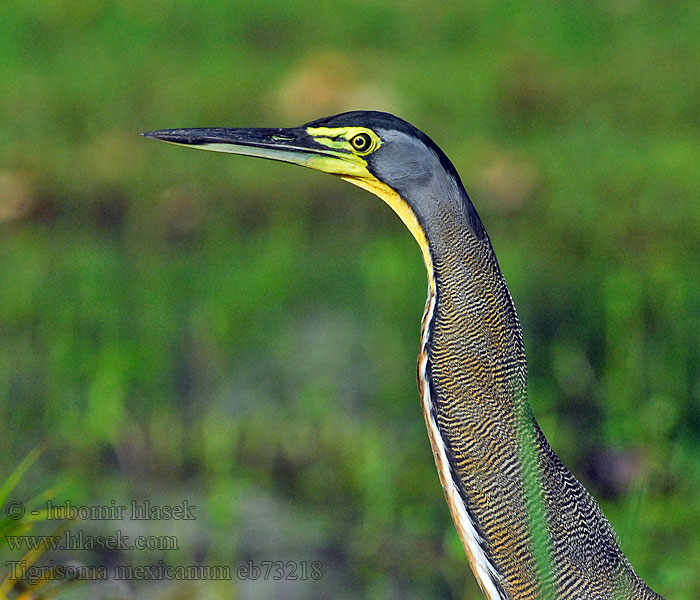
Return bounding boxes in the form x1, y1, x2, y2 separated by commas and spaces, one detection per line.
350, 132, 373, 153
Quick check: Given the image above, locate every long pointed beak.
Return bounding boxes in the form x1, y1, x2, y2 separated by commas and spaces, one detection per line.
141, 127, 369, 177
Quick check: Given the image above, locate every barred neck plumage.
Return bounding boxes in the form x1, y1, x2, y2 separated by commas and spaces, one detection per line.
416, 205, 532, 599
412, 183, 662, 600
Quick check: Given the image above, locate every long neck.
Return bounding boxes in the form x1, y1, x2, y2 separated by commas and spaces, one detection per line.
418, 205, 536, 599
414, 189, 662, 600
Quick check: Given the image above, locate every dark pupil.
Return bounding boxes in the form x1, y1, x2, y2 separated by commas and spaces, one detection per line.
352, 134, 370, 150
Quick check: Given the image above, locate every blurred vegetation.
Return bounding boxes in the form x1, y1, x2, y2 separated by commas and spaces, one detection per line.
1, 1, 699, 598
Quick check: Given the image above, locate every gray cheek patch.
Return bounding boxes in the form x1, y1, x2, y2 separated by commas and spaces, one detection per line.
370, 130, 486, 241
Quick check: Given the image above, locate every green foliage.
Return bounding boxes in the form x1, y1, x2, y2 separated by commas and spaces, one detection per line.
0, 450, 75, 600
1, 1, 698, 598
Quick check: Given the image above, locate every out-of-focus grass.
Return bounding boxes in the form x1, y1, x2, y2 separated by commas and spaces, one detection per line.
1, 1, 698, 598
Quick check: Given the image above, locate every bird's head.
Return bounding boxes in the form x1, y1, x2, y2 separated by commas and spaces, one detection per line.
143, 111, 484, 261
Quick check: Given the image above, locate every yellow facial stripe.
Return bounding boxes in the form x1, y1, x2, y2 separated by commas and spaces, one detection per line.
306, 126, 382, 156
341, 175, 433, 280
304, 154, 369, 177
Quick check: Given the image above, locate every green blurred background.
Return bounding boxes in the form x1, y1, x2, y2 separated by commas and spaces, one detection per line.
1, 1, 699, 598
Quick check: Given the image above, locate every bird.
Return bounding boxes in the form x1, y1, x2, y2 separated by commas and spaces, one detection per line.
143, 111, 663, 600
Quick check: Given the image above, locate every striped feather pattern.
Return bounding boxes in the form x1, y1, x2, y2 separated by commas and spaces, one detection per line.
420, 209, 662, 600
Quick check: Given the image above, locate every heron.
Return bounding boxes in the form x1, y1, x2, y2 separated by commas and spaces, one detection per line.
143, 111, 663, 600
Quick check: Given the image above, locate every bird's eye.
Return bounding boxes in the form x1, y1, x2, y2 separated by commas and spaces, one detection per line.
350, 133, 372, 153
